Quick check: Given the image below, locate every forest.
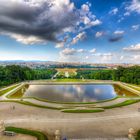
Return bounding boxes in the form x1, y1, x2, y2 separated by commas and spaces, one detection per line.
76, 66, 140, 85
0, 65, 57, 86
0, 65, 140, 87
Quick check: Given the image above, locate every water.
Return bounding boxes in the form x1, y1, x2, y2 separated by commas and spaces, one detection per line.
22, 84, 118, 103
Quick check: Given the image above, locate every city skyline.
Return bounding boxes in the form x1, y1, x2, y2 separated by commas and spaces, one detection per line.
0, 0, 140, 63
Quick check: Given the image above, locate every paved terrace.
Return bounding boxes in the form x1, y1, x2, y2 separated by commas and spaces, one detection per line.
0, 81, 140, 139
0, 101, 140, 139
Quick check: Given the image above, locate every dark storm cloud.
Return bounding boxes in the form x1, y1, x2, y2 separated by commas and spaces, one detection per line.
108, 36, 123, 42
0, 0, 79, 43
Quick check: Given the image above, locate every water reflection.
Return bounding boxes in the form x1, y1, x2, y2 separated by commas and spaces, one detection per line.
23, 84, 118, 103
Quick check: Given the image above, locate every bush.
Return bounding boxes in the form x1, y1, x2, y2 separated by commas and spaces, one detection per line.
5, 126, 48, 140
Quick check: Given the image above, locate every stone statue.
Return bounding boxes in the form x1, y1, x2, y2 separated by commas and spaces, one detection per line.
55, 130, 61, 140
128, 128, 135, 140
0, 120, 5, 132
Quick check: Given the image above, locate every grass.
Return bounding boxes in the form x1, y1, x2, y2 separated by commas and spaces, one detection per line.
6, 85, 29, 99
136, 130, 140, 140
0, 84, 19, 96
103, 99, 140, 109
54, 79, 85, 82
62, 108, 104, 113
124, 84, 140, 92
1, 98, 140, 112
22, 96, 118, 105
0, 100, 62, 110
5, 126, 48, 140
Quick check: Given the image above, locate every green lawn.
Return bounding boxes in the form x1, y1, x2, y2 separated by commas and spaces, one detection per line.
54, 79, 84, 82
125, 84, 140, 92
5, 126, 48, 140
21, 96, 117, 105
103, 99, 140, 109
0, 100, 62, 110
136, 130, 140, 140
0, 84, 19, 96
62, 108, 104, 113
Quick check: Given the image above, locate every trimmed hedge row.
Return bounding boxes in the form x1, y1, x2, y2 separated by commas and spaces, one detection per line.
5, 126, 48, 140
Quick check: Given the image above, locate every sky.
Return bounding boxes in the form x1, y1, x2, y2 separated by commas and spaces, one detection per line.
0, 0, 140, 63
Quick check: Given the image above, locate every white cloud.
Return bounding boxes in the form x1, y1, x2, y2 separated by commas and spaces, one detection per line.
114, 30, 125, 35
117, 17, 124, 23
125, 0, 140, 14
83, 16, 91, 25
92, 53, 113, 57
59, 47, 83, 62
95, 32, 103, 38
85, 56, 89, 59
9, 33, 46, 45
71, 32, 86, 45
120, 56, 124, 60
92, 53, 113, 63
109, 8, 118, 15
81, 4, 90, 12
132, 24, 140, 30
89, 48, 96, 53
123, 43, 140, 52
61, 48, 76, 55
132, 55, 140, 61
55, 42, 65, 48
77, 49, 85, 53
124, 12, 130, 16
89, 19, 102, 26
79, 3, 102, 31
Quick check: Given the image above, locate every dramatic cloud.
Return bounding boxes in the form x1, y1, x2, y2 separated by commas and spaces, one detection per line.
125, 0, 140, 14
9, 33, 47, 45
0, 0, 101, 45
123, 43, 140, 52
109, 8, 118, 15
114, 30, 125, 35
0, 0, 78, 44
95, 32, 103, 38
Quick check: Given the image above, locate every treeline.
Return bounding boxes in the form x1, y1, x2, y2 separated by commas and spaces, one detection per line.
76, 66, 140, 85
76, 69, 112, 80
113, 66, 140, 84
0, 65, 57, 86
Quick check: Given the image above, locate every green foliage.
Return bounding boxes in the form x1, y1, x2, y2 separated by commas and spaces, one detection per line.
103, 99, 140, 109
76, 66, 140, 85
0, 84, 19, 96
62, 109, 104, 113
33, 69, 56, 79
0, 65, 57, 87
5, 126, 48, 140
76, 69, 113, 80
136, 130, 140, 140
113, 66, 140, 84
